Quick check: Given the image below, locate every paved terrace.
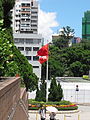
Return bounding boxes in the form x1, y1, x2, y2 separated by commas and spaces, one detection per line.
28, 105, 90, 120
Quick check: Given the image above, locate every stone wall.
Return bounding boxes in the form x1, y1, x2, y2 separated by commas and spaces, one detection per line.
0, 77, 28, 120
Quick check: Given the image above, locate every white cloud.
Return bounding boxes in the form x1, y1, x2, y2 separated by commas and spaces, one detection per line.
38, 8, 59, 44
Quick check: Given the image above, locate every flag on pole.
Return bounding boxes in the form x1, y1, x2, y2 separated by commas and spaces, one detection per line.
37, 44, 49, 64
37, 44, 48, 56
39, 56, 48, 64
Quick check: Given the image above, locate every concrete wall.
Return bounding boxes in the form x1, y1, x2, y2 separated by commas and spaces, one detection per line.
0, 77, 28, 120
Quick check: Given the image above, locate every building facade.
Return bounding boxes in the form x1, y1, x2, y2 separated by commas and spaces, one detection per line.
12, 0, 43, 79
82, 10, 90, 40
71, 37, 81, 44
12, 0, 38, 34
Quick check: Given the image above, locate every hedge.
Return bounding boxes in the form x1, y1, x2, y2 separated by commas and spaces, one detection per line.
28, 99, 78, 110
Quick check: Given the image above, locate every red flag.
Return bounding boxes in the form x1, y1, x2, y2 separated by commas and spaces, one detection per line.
39, 56, 48, 64
37, 44, 48, 56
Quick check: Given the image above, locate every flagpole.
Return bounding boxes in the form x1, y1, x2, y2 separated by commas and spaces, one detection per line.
46, 58, 48, 102
37, 43, 48, 102
46, 42, 49, 102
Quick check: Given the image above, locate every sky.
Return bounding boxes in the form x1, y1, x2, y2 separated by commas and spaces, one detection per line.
37, 0, 90, 43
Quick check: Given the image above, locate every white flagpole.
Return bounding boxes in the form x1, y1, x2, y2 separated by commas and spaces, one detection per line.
46, 59, 48, 102
46, 43, 49, 102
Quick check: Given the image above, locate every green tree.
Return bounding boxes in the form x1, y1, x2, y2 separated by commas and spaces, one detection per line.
70, 61, 83, 77
60, 26, 75, 39
48, 77, 58, 102
12, 45, 39, 91
53, 37, 69, 49
0, 0, 39, 92
2, 0, 15, 28
35, 87, 40, 101
0, 28, 38, 91
57, 82, 63, 101
35, 80, 46, 102
53, 26, 75, 49
0, 29, 18, 76
0, 0, 3, 20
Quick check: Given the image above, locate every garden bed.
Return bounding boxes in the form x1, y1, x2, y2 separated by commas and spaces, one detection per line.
28, 99, 78, 111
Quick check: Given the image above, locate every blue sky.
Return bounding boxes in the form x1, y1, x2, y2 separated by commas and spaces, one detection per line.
38, 0, 90, 39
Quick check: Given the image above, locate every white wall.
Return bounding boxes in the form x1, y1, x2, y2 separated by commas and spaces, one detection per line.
61, 82, 90, 103
28, 81, 90, 104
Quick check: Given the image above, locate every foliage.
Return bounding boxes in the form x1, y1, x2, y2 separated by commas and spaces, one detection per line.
35, 80, 46, 102
2, 0, 15, 28
70, 61, 84, 77
0, 28, 38, 92
83, 75, 89, 80
53, 37, 69, 49
60, 26, 75, 39
28, 99, 72, 105
0, 29, 18, 76
57, 83, 63, 100
48, 77, 63, 102
12, 45, 39, 91
45, 40, 90, 78
52, 26, 75, 49
0, 0, 39, 92
0, 1, 3, 20
28, 99, 78, 110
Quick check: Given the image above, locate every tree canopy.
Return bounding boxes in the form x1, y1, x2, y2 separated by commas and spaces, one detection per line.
0, 0, 15, 28
0, 1, 39, 91
0, 28, 38, 91
49, 42, 90, 77
48, 77, 63, 102
52, 26, 75, 49
42, 31, 90, 79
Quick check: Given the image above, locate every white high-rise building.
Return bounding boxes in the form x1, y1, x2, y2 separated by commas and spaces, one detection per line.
12, 0, 43, 79
13, 0, 38, 34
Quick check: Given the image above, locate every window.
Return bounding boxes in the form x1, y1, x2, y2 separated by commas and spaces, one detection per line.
33, 39, 41, 44
31, 11, 37, 14
26, 19, 30, 21
33, 47, 39, 51
18, 47, 24, 51
21, 18, 25, 21
25, 47, 32, 51
19, 38, 24, 44
31, 24, 37, 27
26, 39, 33, 44
27, 4, 30, 7
33, 56, 39, 61
31, 16, 37, 18
32, 29, 37, 31
26, 56, 31, 60
33, 66, 39, 68
31, 7, 38, 9
21, 3, 30, 7
31, 2, 33, 6
14, 38, 19, 43
31, 20, 37, 23
21, 3, 25, 7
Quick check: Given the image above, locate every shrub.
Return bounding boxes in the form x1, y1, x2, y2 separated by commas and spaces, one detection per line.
83, 75, 89, 80
28, 99, 78, 111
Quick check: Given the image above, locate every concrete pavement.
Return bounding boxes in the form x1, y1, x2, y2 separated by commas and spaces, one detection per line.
28, 105, 90, 120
